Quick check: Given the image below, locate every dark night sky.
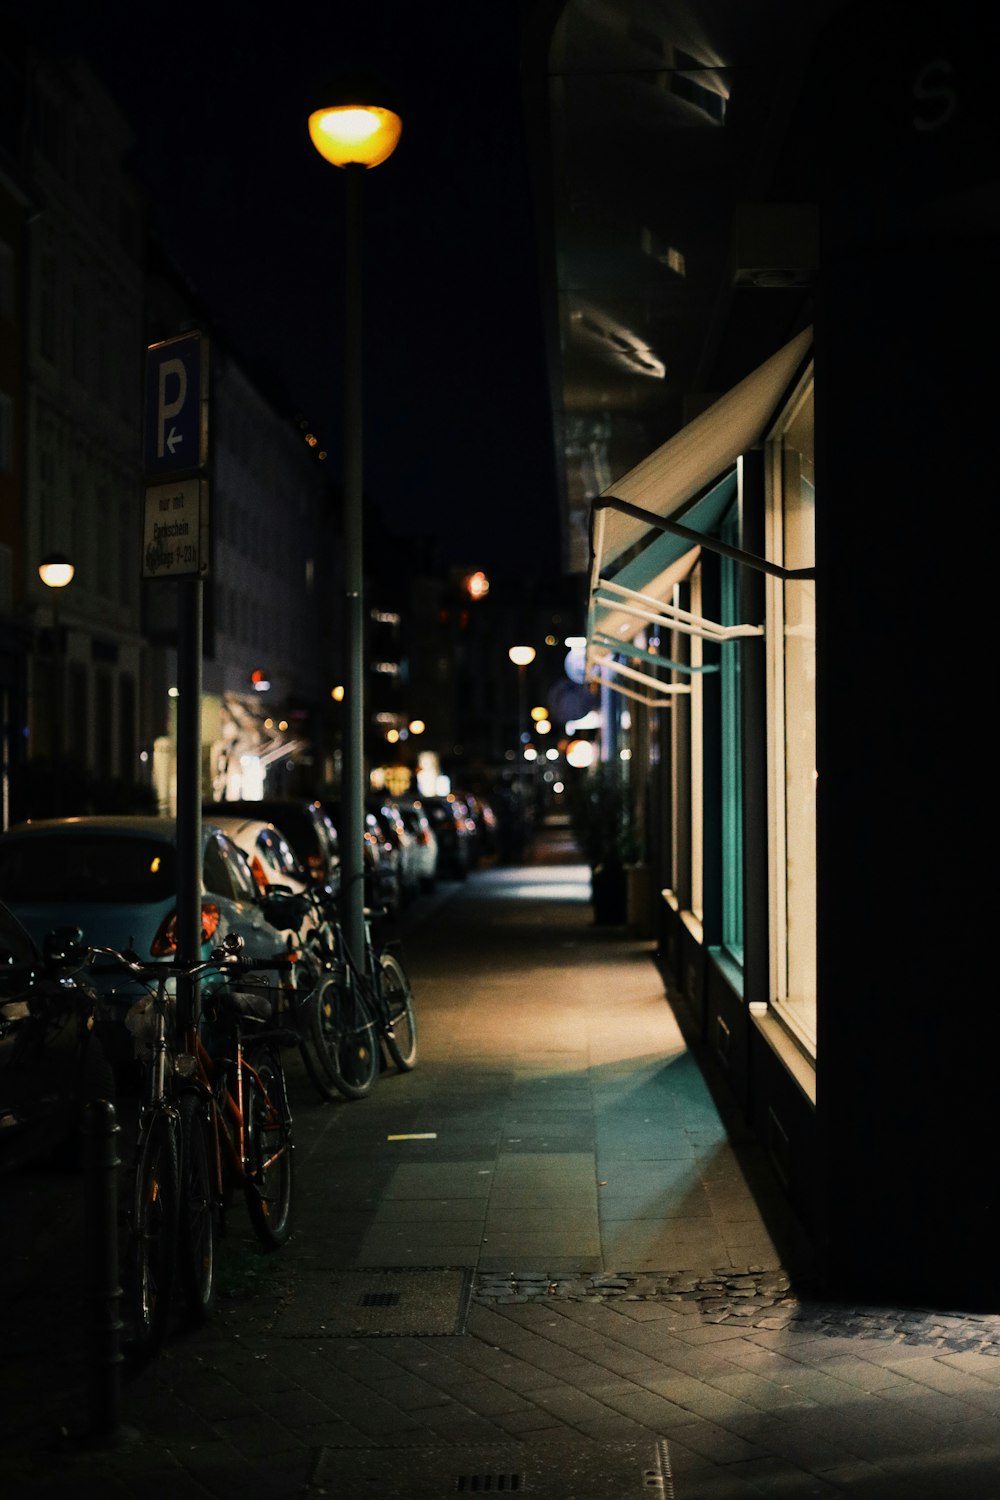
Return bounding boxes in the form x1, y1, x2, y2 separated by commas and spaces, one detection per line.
6, 0, 563, 583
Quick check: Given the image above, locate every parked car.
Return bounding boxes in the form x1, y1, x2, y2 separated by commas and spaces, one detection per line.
422, 795, 474, 880
203, 798, 340, 896
323, 800, 401, 917
396, 799, 439, 891
459, 792, 499, 860
0, 816, 293, 1078
206, 814, 310, 897
205, 813, 321, 950
368, 796, 420, 905
0, 899, 115, 1173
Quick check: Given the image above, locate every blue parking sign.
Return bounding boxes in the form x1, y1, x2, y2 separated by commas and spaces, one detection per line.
143, 332, 208, 477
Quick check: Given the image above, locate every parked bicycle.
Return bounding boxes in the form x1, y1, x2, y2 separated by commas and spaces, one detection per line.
84, 935, 296, 1361
304, 894, 418, 1102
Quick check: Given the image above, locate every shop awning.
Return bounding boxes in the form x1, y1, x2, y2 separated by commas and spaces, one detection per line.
589, 325, 813, 584
586, 326, 813, 702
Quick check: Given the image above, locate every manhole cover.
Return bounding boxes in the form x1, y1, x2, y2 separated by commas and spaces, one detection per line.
274, 1267, 473, 1337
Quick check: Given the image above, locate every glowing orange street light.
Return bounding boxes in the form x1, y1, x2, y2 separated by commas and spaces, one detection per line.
308, 73, 402, 967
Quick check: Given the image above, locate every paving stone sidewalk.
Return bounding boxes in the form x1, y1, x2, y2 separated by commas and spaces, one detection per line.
2, 826, 999, 1498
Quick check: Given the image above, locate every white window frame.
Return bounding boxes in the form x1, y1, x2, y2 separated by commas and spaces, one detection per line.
765, 370, 817, 1055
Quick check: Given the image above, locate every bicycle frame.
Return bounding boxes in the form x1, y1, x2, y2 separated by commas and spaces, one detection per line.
184, 1023, 284, 1196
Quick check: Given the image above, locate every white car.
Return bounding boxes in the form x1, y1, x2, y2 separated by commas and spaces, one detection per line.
206, 814, 319, 945
206, 815, 310, 897
396, 800, 439, 891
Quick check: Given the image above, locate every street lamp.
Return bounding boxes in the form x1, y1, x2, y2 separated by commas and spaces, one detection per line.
308, 76, 402, 964
38, 552, 74, 765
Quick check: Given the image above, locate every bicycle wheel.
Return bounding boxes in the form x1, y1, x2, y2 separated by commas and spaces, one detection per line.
297, 979, 336, 1100
243, 1047, 293, 1249
177, 1090, 217, 1322
295, 948, 341, 1102
129, 1108, 179, 1361
310, 971, 379, 1100
378, 950, 418, 1071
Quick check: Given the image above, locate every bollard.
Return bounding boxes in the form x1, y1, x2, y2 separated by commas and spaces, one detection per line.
82, 1096, 126, 1444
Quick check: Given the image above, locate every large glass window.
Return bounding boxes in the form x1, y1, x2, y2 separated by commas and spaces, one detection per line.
720, 504, 743, 965
766, 376, 816, 1051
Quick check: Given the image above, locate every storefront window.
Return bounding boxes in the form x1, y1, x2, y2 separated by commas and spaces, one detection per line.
766, 377, 816, 1052
688, 567, 704, 927
720, 506, 743, 965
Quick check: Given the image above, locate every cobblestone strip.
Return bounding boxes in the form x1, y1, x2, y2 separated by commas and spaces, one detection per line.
473, 1268, 1000, 1355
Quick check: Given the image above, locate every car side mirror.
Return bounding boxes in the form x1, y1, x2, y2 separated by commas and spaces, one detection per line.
43, 925, 86, 969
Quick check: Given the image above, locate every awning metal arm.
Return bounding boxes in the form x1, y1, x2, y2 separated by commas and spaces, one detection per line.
592, 580, 764, 642
590, 630, 719, 675
594, 495, 816, 581
593, 659, 692, 705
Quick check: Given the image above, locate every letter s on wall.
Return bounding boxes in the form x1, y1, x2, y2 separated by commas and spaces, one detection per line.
913, 58, 958, 132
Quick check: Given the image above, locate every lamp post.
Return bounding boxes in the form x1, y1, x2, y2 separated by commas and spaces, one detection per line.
38, 552, 75, 767
308, 80, 402, 964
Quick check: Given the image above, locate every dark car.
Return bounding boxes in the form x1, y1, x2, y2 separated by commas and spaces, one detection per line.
0, 900, 115, 1173
324, 800, 401, 917
203, 798, 340, 896
422, 795, 474, 880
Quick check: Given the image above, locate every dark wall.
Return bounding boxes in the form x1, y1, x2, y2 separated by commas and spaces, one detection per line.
812, 0, 998, 1307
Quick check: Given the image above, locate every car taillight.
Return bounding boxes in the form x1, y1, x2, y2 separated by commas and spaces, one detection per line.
150, 901, 222, 957
250, 854, 269, 893
308, 853, 324, 880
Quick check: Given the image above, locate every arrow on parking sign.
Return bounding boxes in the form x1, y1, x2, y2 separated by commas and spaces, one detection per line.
144, 332, 208, 477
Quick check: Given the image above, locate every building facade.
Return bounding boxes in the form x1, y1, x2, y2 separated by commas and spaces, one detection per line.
540, 0, 997, 1307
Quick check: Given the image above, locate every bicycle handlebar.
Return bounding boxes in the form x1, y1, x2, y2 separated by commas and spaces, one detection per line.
84, 942, 294, 983
219, 954, 295, 974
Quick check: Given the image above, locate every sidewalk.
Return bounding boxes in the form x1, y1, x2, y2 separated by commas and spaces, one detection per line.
2, 819, 999, 1497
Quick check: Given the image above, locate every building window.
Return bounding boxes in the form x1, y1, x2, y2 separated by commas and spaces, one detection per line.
689, 566, 704, 927
766, 374, 816, 1053
720, 506, 743, 965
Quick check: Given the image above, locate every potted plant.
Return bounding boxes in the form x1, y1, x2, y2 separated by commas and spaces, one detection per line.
567, 762, 636, 925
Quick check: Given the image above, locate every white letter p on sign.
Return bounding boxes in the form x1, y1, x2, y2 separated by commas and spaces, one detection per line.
157, 358, 187, 458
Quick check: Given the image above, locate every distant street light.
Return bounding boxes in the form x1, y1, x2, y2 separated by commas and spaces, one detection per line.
308, 76, 402, 964
38, 553, 75, 765
507, 645, 536, 800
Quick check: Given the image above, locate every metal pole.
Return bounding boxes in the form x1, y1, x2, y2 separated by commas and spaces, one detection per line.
176, 577, 203, 1025
51, 595, 61, 766
517, 665, 527, 798
343, 163, 366, 965
82, 1097, 124, 1442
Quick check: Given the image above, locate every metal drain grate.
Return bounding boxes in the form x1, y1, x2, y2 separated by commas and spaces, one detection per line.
275, 1266, 473, 1337
456, 1474, 521, 1492
309, 1440, 669, 1496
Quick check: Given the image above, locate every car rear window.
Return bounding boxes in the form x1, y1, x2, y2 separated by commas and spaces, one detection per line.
0, 836, 177, 903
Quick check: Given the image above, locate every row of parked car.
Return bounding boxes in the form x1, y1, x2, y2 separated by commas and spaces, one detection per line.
203, 790, 495, 917
0, 788, 500, 1175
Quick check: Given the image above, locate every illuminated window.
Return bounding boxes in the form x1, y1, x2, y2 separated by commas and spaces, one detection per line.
720, 506, 743, 966
766, 375, 816, 1053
